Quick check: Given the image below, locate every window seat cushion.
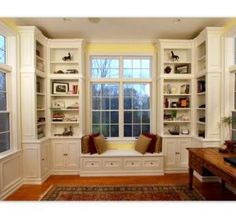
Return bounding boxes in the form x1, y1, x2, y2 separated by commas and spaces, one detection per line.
81, 149, 163, 157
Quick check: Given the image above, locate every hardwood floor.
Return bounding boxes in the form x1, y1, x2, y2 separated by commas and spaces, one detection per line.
5, 174, 236, 201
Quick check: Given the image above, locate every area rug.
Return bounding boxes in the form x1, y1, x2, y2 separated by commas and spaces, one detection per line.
40, 184, 205, 201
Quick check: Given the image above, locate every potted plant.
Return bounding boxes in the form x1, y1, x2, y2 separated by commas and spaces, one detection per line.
171, 110, 177, 121
221, 116, 236, 152
221, 116, 232, 140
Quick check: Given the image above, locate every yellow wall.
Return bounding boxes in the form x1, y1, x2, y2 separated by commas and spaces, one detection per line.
0, 18, 18, 32
86, 43, 156, 54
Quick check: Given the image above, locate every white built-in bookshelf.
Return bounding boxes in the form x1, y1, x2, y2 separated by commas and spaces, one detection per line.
47, 40, 85, 139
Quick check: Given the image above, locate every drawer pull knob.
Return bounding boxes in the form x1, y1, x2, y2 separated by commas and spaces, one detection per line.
131, 163, 134, 165
110, 163, 113, 165
91, 163, 94, 165
150, 162, 153, 165
64, 154, 68, 156
42, 158, 45, 161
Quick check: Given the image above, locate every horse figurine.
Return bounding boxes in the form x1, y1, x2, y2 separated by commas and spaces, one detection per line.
62, 52, 72, 61
171, 51, 179, 61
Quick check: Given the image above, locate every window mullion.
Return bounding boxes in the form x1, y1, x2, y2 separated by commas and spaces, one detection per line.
119, 80, 124, 138
119, 56, 123, 138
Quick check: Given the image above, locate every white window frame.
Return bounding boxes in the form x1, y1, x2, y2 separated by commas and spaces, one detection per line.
87, 54, 156, 140
0, 21, 20, 158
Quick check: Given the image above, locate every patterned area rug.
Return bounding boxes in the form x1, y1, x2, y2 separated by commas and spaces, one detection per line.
40, 184, 205, 201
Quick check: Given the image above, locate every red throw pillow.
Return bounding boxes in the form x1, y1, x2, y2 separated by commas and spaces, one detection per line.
88, 133, 100, 154
142, 133, 157, 153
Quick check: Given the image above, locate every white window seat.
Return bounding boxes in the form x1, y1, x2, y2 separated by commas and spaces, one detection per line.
80, 149, 164, 177
81, 149, 163, 157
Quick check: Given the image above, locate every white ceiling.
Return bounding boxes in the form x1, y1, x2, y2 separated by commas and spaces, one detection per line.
11, 17, 232, 41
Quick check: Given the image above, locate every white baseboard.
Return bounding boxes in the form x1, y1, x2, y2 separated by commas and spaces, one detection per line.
164, 169, 188, 174
23, 171, 51, 185
0, 178, 24, 200
51, 170, 80, 175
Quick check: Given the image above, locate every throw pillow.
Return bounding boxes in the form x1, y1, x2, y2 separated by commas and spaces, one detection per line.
135, 134, 152, 154
94, 135, 107, 154
81, 135, 89, 154
142, 133, 157, 153
155, 134, 162, 153
88, 133, 100, 154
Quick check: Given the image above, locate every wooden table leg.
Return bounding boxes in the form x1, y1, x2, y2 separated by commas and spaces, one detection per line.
189, 167, 193, 190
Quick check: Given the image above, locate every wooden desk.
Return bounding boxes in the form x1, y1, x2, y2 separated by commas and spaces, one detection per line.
187, 148, 236, 190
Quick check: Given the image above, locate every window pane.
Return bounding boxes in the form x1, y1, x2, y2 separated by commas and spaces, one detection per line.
102, 125, 109, 137
0, 92, 7, 111
124, 84, 133, 96
110, 97, 118, 109
133, 59, 141, 68
124, 111, 132, 123
142, 111, 150, 123
0, 35, 6, 64
91, 58, 119, 78
0, 35, 5, 50
0, 72, 6, 91
92, 83, 119, 137
102, 111, 109, 123
0, 113, 9, 132
133, 69, 141, 78
123, 59, 132, 68
0, 132, 10, 153
92, 125, 100, 133
92, 84, 101, 96
133, 97, 142, 109
124, 125, 132, 137
91, 68, 101, 78
111, 125, 118, 137
109, 85, 119, 96
124, 97, 132, 109
142, 125, 150, 133
0, 50, 5, 64
92, 97, 101, 109
111, 111, 118, 123
123, 83, 151, 137
141, 59, 150, 68
133, 125, 141, 137
142, 97, 150, 109
102, 98, 109, 110
92, 112, 100, 124
141, 69, 150, 78
133, 111, 141, 123
123, 57, 151, 78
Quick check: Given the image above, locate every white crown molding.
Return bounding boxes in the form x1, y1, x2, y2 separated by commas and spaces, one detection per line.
87, 38, 156, 44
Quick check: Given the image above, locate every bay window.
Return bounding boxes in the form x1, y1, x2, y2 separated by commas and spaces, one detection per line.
0, 22, 18, 156
90, 56, 152, 138
0, 34, 10, 153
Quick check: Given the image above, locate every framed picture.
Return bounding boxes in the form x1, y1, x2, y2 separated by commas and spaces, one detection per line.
179, 98, 189, 108
52, 82, 69, 94
175, 64, 189, 74
180, 84, 190, 94
52, 100, 65, 108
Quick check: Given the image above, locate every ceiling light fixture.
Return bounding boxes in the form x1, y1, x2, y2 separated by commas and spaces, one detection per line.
88, 17, 101, 24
